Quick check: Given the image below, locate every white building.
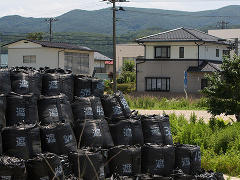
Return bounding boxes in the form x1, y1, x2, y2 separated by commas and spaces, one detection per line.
5, 39, 95, 75
208, 29, 240, 55
136, 27, 230, 93
116, 43, 144, 74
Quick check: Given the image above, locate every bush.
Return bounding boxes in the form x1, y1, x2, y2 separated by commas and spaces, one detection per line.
117, 82, 136, 94
169, 113, 240, 176
125, 96, 208, 110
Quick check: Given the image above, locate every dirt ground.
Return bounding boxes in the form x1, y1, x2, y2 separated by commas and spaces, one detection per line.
137, 109, 236, 122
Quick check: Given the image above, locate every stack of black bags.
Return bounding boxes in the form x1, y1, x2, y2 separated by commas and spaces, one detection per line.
0, 67, 224, 180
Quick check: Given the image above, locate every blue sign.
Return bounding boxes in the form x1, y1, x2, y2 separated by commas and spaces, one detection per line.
184, 71, 187, 89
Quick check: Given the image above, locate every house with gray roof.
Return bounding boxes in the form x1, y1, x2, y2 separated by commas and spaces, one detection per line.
5, 39, 95, 75
135, 27, 230, 93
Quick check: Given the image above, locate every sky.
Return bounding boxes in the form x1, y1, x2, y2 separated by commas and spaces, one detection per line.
1, 0, 240, 18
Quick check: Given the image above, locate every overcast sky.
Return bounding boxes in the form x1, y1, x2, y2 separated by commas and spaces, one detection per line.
1, 0, 240, 18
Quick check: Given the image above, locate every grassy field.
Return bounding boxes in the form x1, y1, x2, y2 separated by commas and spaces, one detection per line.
126, 95, 208, 110
169, 113, 240, 176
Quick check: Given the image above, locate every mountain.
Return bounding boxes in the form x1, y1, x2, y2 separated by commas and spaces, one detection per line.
1, 5, 240, 34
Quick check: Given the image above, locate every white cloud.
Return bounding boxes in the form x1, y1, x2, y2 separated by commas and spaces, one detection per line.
0, 0, 240, 17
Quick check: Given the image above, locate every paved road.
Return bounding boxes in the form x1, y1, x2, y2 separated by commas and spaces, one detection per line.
137, 110, 236, 122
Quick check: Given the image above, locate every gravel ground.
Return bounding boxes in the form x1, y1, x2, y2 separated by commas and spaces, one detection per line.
137, 110, 236, 122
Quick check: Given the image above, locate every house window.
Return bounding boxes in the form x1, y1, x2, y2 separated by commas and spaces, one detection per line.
216, 49, 220, 57
64, 52, 89, 74
23, 55, 36, 63
155, 46, 170, 58
179, 47, 184, 58
201, 79, 208, 90
146, 77, 170, 91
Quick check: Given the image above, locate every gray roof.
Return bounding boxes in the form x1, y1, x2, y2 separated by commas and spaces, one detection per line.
187, 61, 222, 72
5, 39, 94, 52
94, 52, 112, 61
136, 27, 226, 43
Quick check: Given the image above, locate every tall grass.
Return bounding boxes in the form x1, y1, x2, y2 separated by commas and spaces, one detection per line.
169, 113, 240, 176
125, 96, 208, 110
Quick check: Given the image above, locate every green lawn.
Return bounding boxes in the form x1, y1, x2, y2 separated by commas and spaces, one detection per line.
125, 95, 208, 110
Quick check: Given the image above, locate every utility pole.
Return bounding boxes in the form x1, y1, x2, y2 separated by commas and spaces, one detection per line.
217, 20, 229, 29
103, 0, 128, 93
45, 18, 58, 42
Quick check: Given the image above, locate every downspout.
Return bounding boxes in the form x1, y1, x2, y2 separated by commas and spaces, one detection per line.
195, 41, 205, 67
136, 60, 146, 92
58, 49, 65, 68
135, 43, 146, 92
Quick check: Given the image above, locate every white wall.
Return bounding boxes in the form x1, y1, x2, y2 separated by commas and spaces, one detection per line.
199, 43, 227, 61
7, 40, 94, 75
144, 42, 228, 61
116, 43, 144, 73
145, 42, 198, 59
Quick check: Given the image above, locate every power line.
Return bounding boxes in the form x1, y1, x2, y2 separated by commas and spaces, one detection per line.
217, 20, 230, 29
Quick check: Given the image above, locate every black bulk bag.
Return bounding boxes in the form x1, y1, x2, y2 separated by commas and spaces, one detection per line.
42, 68, 74, 102
38, 94, 74, 125
2, 124, 41, 160
26, 153, 64, 180
40, 123, 77, 155
159, 115, 173, 145
115, 91, 131, 118
0, 156, 26, 180
74, 119, 114, 148
171, 169, 195, 180
69, 149, 105, 180
92, 78, 105, 97
141, 144, 175, 176
0, 94, 6, 130
6, 93, 39, 126
59, 155, 73, 177
90, 96, 105, 119
108, 145, 141, 176
101, 95, 124, 121
71, 97, 93, 121
141, 115, 164, 144
0, 133, 2, 155
74, 75, 92, 97
0, 68, 11, 94
175, 144, 201, 175
10, 67, 42, 96
109, 119, 144, 146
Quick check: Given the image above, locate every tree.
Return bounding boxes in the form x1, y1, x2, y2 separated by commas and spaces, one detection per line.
117, 61, 136, 84
202, 55, 240, 122
26, 32, 44, 40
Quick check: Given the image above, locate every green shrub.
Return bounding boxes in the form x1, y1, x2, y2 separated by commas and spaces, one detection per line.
169, 113, 240, 176
117, 82, 136, 94
125, 96, 208, 110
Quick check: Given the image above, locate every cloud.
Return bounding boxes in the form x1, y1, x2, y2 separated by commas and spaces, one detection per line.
0, 0, 240, 17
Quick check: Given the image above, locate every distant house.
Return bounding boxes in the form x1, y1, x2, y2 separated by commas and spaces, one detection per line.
94, 52, 113, 73
116, 43, 144, 74
208, 29, 240, 55
4, 39, 95, 75
135, 27, 230, 93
